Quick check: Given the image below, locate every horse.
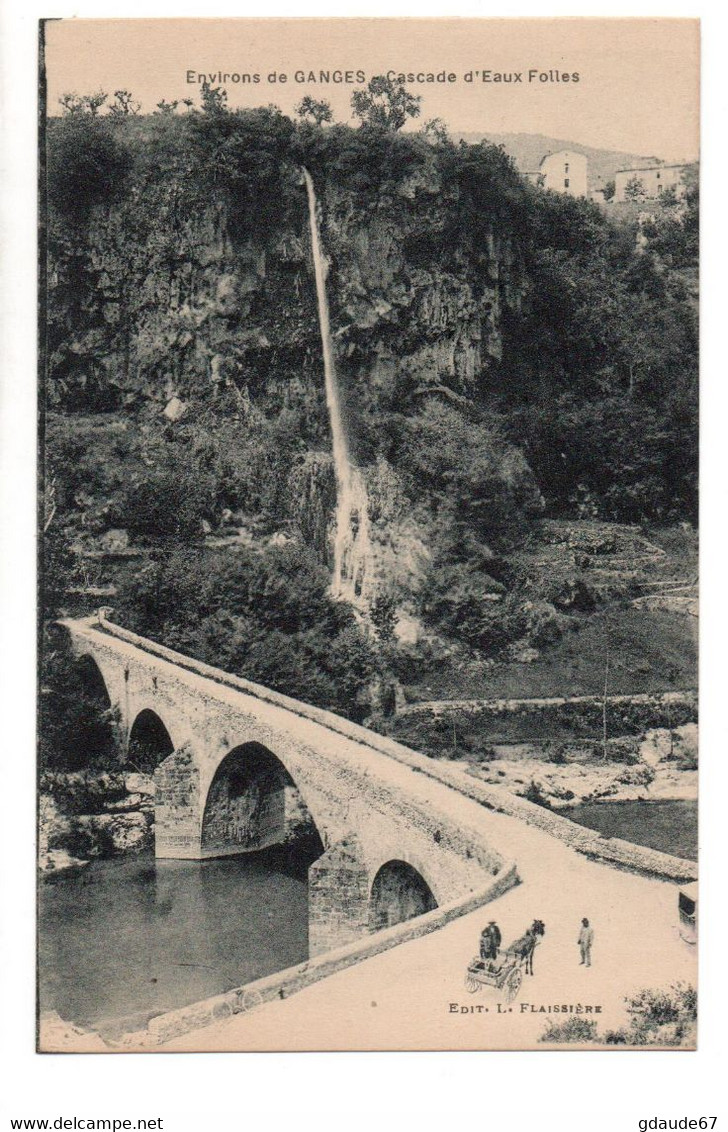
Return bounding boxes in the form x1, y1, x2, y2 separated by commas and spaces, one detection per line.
505, 919, 546, 976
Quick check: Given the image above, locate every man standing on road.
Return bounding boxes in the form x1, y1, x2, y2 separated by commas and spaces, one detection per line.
578, 917, 594, 966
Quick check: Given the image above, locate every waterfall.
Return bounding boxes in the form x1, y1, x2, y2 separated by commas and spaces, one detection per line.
302, 167, 371, 603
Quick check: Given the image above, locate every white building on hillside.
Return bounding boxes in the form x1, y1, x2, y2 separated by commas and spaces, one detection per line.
537, 150, 588, 197
614, 164, 691, 203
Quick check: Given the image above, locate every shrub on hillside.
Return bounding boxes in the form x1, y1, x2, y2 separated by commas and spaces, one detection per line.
540, 1017, 599, 1043
46, 115, 132, 219
523, 779, 552, 809
111, 467, 218, 543
381, 710, 498, 763
115, 543, 377, 720
420, 560, 526, 655
554, 983, 699, 1047
400, 402, 543, 543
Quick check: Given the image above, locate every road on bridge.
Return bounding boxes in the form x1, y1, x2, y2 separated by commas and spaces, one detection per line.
159, 765, 695, 1051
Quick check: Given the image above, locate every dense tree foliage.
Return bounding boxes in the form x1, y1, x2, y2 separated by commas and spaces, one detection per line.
116, 544, 376, 720
295, 96, 333, 126
46, 112, 132, 219
640, 169, 699, 268
499, 188, 698, 523
397, 402, 543, 539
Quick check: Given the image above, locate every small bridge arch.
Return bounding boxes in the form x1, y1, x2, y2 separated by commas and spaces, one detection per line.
128, 708, 175, 773
369, 859, 438, 932
75, 652, 113, 710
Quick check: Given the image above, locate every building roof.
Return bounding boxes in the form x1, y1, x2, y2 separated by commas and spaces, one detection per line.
616, 163, 690, 175
538, 149, 586, 169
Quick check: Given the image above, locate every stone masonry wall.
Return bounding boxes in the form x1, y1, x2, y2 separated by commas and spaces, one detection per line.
154, 744, 202, 859
308, 840, 372, 957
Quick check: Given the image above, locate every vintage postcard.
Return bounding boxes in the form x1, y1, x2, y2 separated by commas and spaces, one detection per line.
38, 17, 699, 1052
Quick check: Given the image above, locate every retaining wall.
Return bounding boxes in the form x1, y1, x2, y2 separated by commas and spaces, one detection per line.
396, 692, 698, 742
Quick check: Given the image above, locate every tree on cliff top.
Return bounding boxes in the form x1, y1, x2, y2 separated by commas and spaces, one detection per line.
422, 117, 450, 144
108, 89, 141, 116
58, 90, 109, 117
624, 175, 646, 201
46, 112, 133, 219
296, 95, 334, 126
351, 75, 421, 131
200, 80, 228, 114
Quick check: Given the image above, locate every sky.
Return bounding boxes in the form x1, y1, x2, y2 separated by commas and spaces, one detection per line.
44, 18, 699, 162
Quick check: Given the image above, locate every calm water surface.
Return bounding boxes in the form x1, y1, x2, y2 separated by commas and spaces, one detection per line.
564, 799, 697, 861
39, 847, 312, 1039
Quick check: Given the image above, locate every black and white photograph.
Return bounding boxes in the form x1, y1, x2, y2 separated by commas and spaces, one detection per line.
34, 16, 700, 1054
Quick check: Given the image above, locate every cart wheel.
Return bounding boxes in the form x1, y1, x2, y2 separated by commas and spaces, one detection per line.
504, 968, 523, 1003
464, 975, 481, 994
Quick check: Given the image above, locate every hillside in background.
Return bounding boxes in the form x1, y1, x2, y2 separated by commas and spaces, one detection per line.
41, 100, 698, 728
456, 131, 666, 191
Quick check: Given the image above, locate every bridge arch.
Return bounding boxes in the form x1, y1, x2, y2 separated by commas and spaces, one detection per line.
200, 742, 324, 860
61, 651, 117, 767
368, 859, 438, 932
75, 653, 112, 710
67, 639, 122, 713
128, 708, 175, 772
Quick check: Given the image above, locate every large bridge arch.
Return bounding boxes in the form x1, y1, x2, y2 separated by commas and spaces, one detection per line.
200, 731, 335, 849
200, 742, 325, 861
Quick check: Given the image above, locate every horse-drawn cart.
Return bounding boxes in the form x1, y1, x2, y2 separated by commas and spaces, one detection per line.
464, 953, 525, 1002
465, 920, 545, 1003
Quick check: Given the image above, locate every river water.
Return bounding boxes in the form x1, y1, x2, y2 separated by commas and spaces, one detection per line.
563, 799, 698, 861
38, 847, 313, 1040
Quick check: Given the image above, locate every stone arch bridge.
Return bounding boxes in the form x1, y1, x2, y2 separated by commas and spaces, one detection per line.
60, 614, 517, 956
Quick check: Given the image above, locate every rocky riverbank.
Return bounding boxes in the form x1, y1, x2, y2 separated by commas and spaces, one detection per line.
462, 724, 697, 810
39, 770, 156, 872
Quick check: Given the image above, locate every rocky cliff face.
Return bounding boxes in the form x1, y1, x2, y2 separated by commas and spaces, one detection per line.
47, 152, 527, 611
47, 162, 523, 427
323, 167, 518, 401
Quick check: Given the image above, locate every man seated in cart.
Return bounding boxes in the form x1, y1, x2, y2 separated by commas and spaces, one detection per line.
479, 921, 502, 969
